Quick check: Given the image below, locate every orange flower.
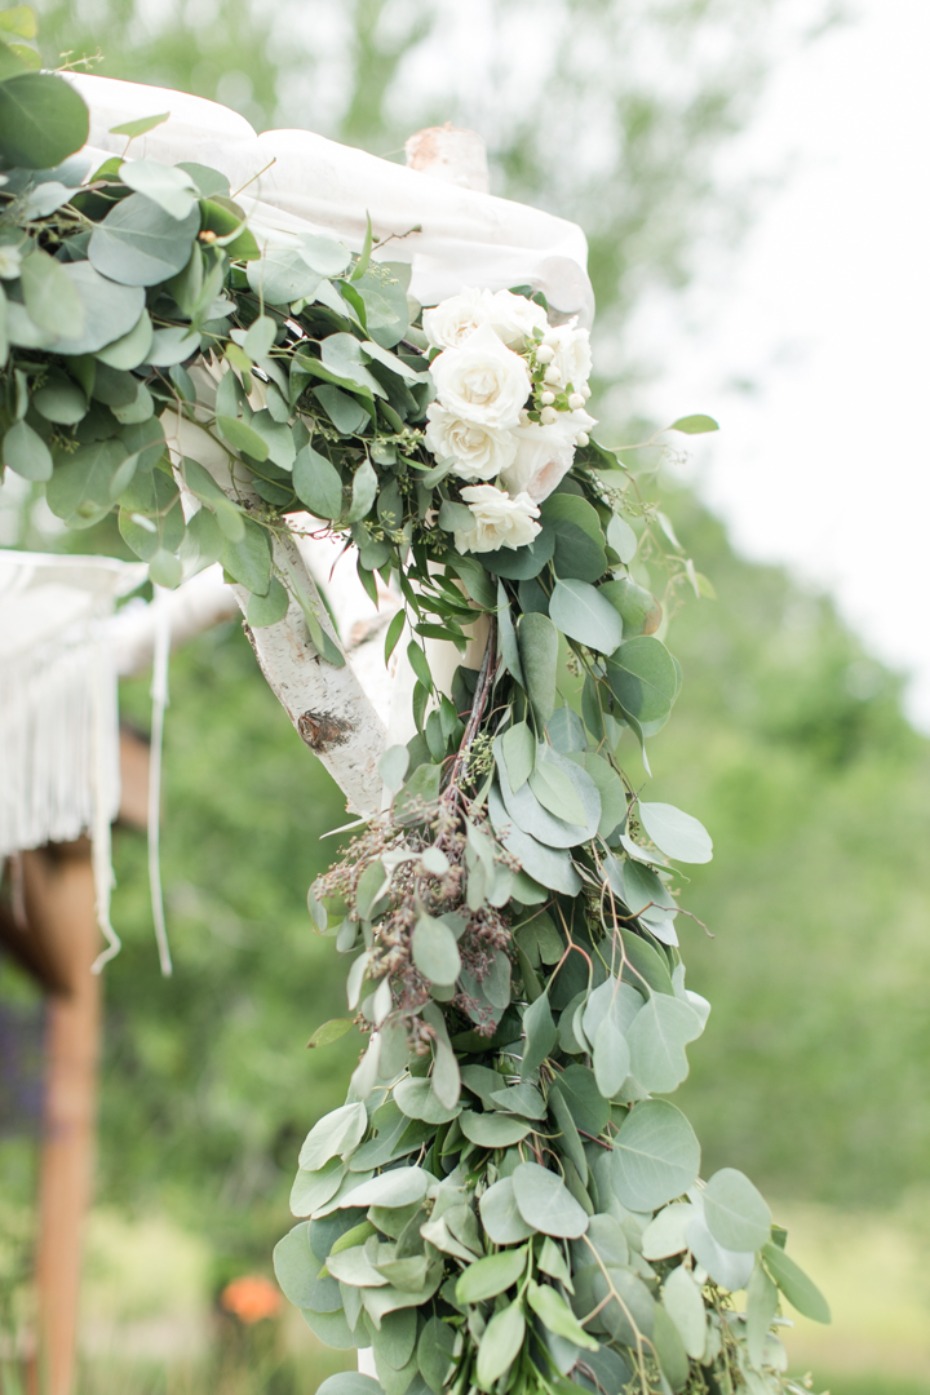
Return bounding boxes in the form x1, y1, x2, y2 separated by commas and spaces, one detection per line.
220, 1274, 282, 1324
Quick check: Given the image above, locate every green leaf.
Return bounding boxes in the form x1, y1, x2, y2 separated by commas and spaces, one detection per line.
46, 439, 130, 526
527, 1280, 599, 1350
668, 414, 719, 435
593, 1008, 631, 1099
661, 1265, 707, 1360
557, 1063, 610, 1136
498, 746, 600, 848
606, 512, 637, 564
96, 311, 154, 370
607, 636, 679, 724
108, 111, 170, 138
181, 458, 245, 540
521, 993, 557, 1077
316, 1376, 384, 1395
611, 1100, 701, 1212
32, 372, 86, 426
489, 1083, 547, 1120
703, 1169, 772, 1254
314, 384, 370, 435
475, 1301, 525, 1391
273, 1221, 319, 1308
340, 1167, 429, 1211
293, 443, 344, 518
393, 1077, 459, 1126
456, 1247, 527, 1305
379, 744, 409, 795
511, 1162, 589, 1239
478, 1177, 535, 1246
220, 516, 273, 595
299, 1101, 368, 1171
418, 1316, 456, 1393
177, 161, 230, 198
20, 248, 83, 338
346, 457, 378, 522
0, 72, 89, 168
148, 549, 182, 588
3, 419, 51, 481
37, 263, 145, 357
412, 913, 461, 987
549, 578, 623, 655
88, 193, 200, 287
247, 245, 322, 305
542, 493, 607, 581
307, 1017, 354, 1050
497, 721, 535, 790
423, 1001, 460, 1109
243, 313, 277, 360
627, 994, 704, 1095
289, 1157, 346, 1217
599, 577, 662, 638
459, 1111, 531, 1148
517, 612, 559, 725
528, 750, 590, 827
300, 234, 352, 277
216, 414, 270, 461
479, 529, 555, 579
746, 1262, 779, 1367
761, 1242, 831, 1323
638, 802, 713, 864
322, 332, 384, 397
246, 577, 289, 627
120, 160, 199, 220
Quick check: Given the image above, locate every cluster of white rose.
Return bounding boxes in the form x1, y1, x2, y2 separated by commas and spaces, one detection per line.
422, 288, 596, 555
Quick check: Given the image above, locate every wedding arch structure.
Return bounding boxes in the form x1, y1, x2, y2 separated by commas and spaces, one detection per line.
0, 50, 828, 1395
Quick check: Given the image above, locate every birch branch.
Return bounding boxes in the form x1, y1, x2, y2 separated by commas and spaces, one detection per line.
165, 401, 388, 816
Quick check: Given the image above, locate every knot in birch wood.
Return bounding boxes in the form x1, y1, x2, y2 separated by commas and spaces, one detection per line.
405, 124, 489, 194
297, 709, 353, 752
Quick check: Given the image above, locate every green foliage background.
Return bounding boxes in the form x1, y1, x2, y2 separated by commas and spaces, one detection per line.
3, 0, 928, 1384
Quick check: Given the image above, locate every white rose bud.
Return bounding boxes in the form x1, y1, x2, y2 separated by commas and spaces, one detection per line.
543, 364, 562, 386
535, 343, 555, 365
430, 324, 531, 430
540, 390, 556, 406
540, 406, 558, 425
454, 484, 541, 554
423, 287, 496, 349
424, 403, 517, 482
577, 432, 589, 447
568, 392, 585, 410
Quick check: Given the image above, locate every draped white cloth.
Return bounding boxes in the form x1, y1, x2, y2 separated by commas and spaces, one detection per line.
67, 74, 595, 324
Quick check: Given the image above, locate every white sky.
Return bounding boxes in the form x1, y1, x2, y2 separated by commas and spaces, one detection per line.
645, 0, 930, 727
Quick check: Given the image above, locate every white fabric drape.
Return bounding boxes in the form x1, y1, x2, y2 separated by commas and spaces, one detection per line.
66, 73, 595, 325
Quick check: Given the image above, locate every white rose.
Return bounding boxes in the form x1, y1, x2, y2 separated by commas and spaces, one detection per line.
424, 403, 517, 482
541, 322, 593, 393
499, 419, 576, 502
430, 324, 531, 430
422, 288, 497, 349
487, 289, 549, 348
454, 484, 541, 554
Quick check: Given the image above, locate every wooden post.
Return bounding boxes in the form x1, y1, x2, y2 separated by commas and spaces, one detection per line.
23, 841, 100, 1395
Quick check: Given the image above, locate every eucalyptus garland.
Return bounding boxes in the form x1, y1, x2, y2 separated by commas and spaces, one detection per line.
0, 40, 828, 1395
